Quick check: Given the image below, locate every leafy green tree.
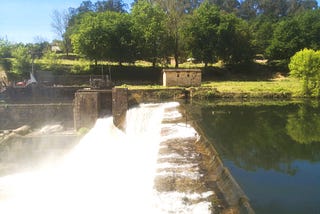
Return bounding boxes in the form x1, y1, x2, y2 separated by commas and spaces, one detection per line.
42, 51, 62, 71
208, 0, 240, 13
183, 2, 252, 66
70, 12, 102, 64
0, 39, 12, 73
238, 0, 318, 20
249, 16, 275, 54
297, 10, 320, 50
71, 11, 135, 65
266, 18, 301, 60
217, 12, 253, 63
289, 48, 320, 96
286, 0, 318, 15
131, 0, 170, 67
258, 0, 288, 18
183, 3, 220, 66
73, 0, 127, 13
267, 10, 320, 61
238, 0, 259, 19
11, 45, 32, 77
94, 0, 127, 12
150, 0, 200, 67
0, 39, 12, 58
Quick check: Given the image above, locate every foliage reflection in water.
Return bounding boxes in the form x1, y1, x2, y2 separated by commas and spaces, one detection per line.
187, 100, 320, 214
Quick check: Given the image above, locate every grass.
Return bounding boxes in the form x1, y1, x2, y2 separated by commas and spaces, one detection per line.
5, 54, 306, 98
201, 78, 304, 97
122, 77, 304, 97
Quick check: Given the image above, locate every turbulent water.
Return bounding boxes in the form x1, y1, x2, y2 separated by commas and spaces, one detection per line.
0, 102, 214, 214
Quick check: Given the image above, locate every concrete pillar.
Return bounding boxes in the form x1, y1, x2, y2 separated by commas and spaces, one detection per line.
112, 88, 128, 130
74, 90, 100, 130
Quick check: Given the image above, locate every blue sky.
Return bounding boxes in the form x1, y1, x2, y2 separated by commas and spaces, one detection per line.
1, 0, 319, 44
0, 0, 134, 43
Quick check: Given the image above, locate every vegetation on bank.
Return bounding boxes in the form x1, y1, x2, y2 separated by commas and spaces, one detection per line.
2, 0, 320, 98
121, 77, 304, 99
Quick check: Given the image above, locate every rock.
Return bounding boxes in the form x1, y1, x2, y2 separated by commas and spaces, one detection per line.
0, 132, 20, 144
12, 125, 31, 136
39, 124, 63, 134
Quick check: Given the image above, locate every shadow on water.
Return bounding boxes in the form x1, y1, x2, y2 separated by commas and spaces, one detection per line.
186, 99, 320, 214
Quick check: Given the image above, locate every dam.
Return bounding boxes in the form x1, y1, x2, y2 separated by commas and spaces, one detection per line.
0, 87, 254, 213
71, 87, 254, 213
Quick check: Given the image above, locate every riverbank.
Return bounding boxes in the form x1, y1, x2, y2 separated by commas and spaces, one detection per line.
123, 77, 304, 100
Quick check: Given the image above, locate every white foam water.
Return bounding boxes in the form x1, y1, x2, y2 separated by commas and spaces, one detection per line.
0, 102, 213, 214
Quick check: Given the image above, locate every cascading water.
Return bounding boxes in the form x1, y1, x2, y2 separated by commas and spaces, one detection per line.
0, 102, 215, 214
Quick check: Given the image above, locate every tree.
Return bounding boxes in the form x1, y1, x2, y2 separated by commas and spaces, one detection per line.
0, 38, 11, 58
266, 18, 301, 60
183, 3, 221, 66
94, 0, 127, 13
289, 48, 320, 96
70, 12, 107, 65
217, 12, 253, 64
51, 9, 72, 55
286, 0, 318, 15
183, 2, 252, 66
238, 0, 259, 19
70, 11, 135, 65
209, 0, 240, 13
131, 0, 169, 67
250, 16, 275, 54
267, 10, 320, 60
11, 45, 32, 77
150, 0, 201, 67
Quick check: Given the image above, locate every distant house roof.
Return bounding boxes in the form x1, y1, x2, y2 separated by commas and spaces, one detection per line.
163, 68, 201, 73
51, 45, 61, 52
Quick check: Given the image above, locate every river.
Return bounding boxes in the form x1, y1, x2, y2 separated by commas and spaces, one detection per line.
1, 99, 319, 213
186, 99, 320, 214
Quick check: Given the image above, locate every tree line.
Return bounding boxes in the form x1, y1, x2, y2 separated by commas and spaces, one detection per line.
1, 0, 320, 71
56, 0, 320, 67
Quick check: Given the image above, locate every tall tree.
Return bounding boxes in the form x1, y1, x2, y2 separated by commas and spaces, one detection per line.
250, 16, 275, 54
131, 0, 169, 67
183, 2, 220, 66
267, 10, 320, 60
238, 0, 259, 19
70, 11, 135, 65
0, 38, 11, 58
11, 45, 32, 76
51, 9, 72, 55
70, 12, 106, 65
94, 0, 127, 12
149, 0, 201, 67
286, 0, 318, 15
209, 0, 240, 13
266, 18, 301, 59
184, 1, 252, 66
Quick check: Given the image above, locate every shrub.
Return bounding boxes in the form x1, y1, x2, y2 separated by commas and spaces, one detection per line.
289, 48, 320, 96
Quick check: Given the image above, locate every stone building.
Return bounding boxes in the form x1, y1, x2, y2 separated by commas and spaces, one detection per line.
163, 69, 201, 87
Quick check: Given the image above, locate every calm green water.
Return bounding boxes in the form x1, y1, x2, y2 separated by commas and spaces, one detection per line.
186, 100, 320, 214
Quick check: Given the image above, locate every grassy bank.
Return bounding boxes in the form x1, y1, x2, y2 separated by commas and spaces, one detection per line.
122, 77, 304, 99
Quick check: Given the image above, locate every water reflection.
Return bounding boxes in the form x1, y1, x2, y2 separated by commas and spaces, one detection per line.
286, 101, 320, 144
189, 101, 320, 175
187, 100, 320, 213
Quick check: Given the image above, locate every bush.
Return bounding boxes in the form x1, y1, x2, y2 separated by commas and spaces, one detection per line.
289, 48, 320, 96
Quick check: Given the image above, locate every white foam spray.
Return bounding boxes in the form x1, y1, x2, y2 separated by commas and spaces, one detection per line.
0, 102, 213, 214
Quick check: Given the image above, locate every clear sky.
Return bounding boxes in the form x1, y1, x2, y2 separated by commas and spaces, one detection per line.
1, 0, 320, 44
0, 0, 134, 44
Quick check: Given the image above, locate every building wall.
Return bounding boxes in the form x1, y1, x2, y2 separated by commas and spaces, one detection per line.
163, 69, 201, 87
